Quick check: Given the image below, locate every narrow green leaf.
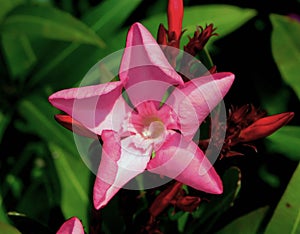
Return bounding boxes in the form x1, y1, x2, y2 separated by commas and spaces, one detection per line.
0, 5, 105, 48
266, 126, 300, 161
17, 96, 90, 227
270, 14, 300, 100
0, 221, 21, 234
217, 206, 269, 234
8, 212, 52, 234
183, 5, 257, 45
18, 96, 77, 156
82, 0, 142, 37
0, 111, 10, 143
28, 0, 141, 88
188, 167, 241, 233
0, 193, 9, 223
177, 212, 189, 233
2, 33, 36, 79
0, 0, 24, 22
48, 143, 90, 229
265, 163, 300, 234
140, 4, 257, 46
104, 4, 257, 67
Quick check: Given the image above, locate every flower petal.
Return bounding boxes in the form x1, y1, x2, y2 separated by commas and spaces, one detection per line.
56, 217, 84, 234
147, 131, 223, 194
119, 22, 184, 106
167, 72, 234, 140
93, 130, 151, 209
49, 81, 127, 135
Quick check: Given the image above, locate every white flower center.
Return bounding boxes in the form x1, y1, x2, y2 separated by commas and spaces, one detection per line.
142, 121, 165, 139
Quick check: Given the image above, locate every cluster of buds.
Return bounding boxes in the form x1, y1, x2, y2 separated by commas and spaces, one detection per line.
147, 1, 295, 230
145, 105, 294, 232
199, 105, 294, 159
184, 24, 218, 57
145, 181, 201, 233
157, 0, 183, 48
222, 105, 294, 158
158, 0, 218, 76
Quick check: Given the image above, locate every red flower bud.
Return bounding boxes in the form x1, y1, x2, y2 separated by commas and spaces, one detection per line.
157, 23, 168, 45
184, 24, 218, 56
167, 0, 183, 41
55, 114, 98, 139
238, 112, 294, 142
149, 182, 182, 217
172, 196, 201, 212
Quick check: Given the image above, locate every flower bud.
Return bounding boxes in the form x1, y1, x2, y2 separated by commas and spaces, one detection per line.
168, 0, 183, 41
238, 112, 294, 142
55, 114, 98, 139
157, 23, 168, 45
174, 196, 201, 212
149, 182, 182, 217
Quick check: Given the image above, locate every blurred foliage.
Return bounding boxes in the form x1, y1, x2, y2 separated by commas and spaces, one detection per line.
0, 0, 299, 233
265, 163, 300, 234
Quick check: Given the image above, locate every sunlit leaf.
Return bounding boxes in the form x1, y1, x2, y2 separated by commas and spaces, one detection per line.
216, 206, 269, 234
0, 221, 21, 234
270, 14, 300, 100
266, 126, 300, 161
0, 5, 105, 48
2, 34, 36, 79
265, 163, 300, 234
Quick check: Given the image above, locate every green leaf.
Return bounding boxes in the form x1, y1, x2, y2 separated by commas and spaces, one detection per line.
266, 126, 300, 161
265, 163, 300, 234
270, 14, 300, 100
216, 206, 269, 234
18, 96, 77, 156
48, 143, 90, 229
177, 212, 189, 233
2, 34, 36, 79
82, 0, 141, 37
0, 0, 24, 22
17, 96, 90, 227
140, 4, 257, 47
8, 212, 52, 234
0, 5, 105, 48
28, 0, 141, 88
0, 111, 10, 143
188, 167, 241, 233
0, 221, 21, 234
0, 193, 9, 223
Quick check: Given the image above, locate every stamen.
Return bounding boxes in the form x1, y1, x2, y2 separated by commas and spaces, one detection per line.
142, 121, 165, 139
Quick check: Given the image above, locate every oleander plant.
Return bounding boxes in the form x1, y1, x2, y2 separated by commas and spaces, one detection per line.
0, 0, 299, 233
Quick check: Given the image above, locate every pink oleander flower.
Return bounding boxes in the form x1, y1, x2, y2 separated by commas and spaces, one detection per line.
49, 22, 234, 209
56, 217, 84, 234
